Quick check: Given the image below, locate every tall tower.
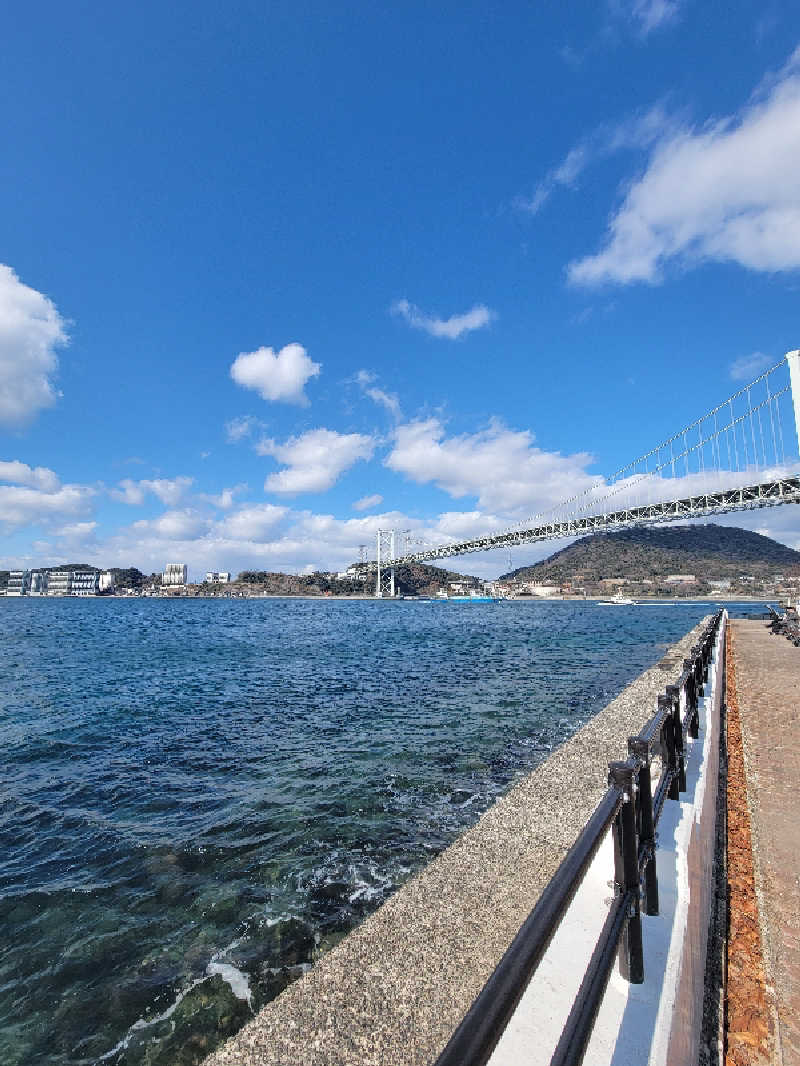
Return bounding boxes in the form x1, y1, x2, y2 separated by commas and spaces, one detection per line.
375, 530, 396, 597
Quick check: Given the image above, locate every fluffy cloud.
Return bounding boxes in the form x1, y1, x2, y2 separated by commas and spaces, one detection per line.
391, 299, 495, 340
0, 264, 67, 428
0, 460, 60, 492
569, 47, 800, 284
198, 485, 246, 510
131, 509, 209, 540
111, 477, 194, 506
0, 483, 95, 532
217, 503, 288, 540
385, 418, 600, 513
353, 493, 383, 511
230, 343, 320, 405
259, 428, 376, 495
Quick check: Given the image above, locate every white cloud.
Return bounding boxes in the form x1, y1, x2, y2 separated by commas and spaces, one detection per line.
230, 343, 320, 405
517, 104, 671, 216
0, 264, 67, 428
355, 370, 402, 419
217, 503, 288, 540
111, 477, 194, 506
198, 484, 247, 510
259, 428, 376, 495
729, 351, 774, 381
385, 418, 600, 513
621, 0, 681, 36
391, 299, 496, 340
353, 493, 383, 511
56, 520, 97, 538
132, 509, 209, 540
0, 483, 95, 532
569, 47, 800, 284
0, 460, 60, 492
225, 415, 263, 442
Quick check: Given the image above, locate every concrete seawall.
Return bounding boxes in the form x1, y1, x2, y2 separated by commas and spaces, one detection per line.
205, 619, 713, 1066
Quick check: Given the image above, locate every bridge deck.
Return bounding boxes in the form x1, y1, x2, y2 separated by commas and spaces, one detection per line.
728, 620, 800, 1065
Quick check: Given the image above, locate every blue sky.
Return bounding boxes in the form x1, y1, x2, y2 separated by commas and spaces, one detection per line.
2, 1, 800, 579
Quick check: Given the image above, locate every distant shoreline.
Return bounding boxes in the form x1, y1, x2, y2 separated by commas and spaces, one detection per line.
1, 593, 776, 603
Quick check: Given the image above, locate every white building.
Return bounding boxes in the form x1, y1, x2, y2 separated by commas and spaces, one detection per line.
163, 563, 188, 587
98, 571, 115, 592
29, 571, 48, 595
47, 571, 72, 595
204, 571, 230, 584
6, 571, 30, 596
71, 571, 100, 596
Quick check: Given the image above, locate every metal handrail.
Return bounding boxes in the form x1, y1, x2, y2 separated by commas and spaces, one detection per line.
433, 610, 725, 1066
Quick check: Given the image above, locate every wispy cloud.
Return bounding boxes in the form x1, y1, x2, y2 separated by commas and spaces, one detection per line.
225, 415, 264, 442
729, 351, 774, 381
623, 0, 682, 36
517, 104, 672, 216
391, 299, 496, 340
355, 370, 402, 419
352, 493, 383, 512
569, 46, 800, 285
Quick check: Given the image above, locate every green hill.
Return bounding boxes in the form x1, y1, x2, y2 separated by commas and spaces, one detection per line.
500, 524, 800, 587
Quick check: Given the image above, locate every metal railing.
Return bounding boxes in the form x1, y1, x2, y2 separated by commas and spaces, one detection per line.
434, 610, 725, 1066
768, 604, 800, 646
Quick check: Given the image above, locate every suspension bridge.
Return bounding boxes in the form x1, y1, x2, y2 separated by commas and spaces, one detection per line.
364, 349, 800, 596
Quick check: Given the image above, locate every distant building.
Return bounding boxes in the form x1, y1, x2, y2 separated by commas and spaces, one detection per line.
6, 570, 30, 596
665, 574, 696, 584
204, 571, 230, 584
528, 584, 562, 598
47, 571, 72, 596
29, 571, 48, 595
71, 571, 99, 596
98, 571, 115, 592
163, 563, 188, 587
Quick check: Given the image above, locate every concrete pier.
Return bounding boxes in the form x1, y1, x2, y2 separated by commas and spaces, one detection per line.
204, 621, 711, 1066
726, 620, 800, 1065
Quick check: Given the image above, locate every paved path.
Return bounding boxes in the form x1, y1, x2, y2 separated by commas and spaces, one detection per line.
730, 620, 800, 1065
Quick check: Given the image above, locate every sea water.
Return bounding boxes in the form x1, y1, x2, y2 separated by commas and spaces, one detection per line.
0, 597, 753, 1065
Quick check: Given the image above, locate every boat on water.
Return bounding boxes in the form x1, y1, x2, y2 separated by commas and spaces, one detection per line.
433, 590, 500, 603
598, 592, 637, 606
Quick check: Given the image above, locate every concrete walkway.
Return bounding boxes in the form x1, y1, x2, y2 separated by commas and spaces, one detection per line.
730, 621, 800, 1065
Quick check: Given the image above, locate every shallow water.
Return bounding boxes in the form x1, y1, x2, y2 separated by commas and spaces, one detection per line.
0, 598, 753, 1064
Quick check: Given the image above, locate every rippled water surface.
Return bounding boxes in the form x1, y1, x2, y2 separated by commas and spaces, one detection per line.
0, 597, 752, 1064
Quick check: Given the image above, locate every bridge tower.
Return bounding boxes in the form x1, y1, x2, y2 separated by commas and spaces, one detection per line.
788, 349, 800, 450
375, 529, 396, 597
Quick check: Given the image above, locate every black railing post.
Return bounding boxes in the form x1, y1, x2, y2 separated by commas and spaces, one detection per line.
659, 693, 680, 800
628, 736, 658, 916
608, 761, 644, 984
669, 685, 687, 792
